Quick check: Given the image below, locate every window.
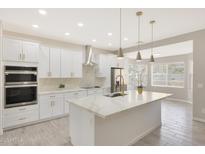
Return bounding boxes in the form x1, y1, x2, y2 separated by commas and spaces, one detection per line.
152, 62, 185, 88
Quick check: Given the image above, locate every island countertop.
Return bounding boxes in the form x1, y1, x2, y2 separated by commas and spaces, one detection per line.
68, 91, 172, 118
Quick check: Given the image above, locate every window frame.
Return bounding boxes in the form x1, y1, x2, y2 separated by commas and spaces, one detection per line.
151, 62, 185, 88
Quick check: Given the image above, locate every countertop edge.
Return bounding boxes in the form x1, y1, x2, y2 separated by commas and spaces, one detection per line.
69, 93, 172, 119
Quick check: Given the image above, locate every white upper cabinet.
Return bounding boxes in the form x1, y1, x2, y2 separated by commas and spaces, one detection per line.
39, 46, 61, 78
3, 37, 39, 63
61, 50, 82, 78
39, 46, 50, 78
50, 48, 61, 78
96, 54, 107, 77
22, 41, 39, 62
39, 46, 82, 79
71, 51, 82, 78
109, 54, 117, 68
3, 38, 22, 62
61, 49, 72, 78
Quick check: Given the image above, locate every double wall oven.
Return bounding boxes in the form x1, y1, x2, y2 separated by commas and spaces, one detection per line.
4, 66, 38, 108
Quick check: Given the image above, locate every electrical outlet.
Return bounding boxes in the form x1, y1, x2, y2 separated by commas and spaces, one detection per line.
201, 108, 205, 114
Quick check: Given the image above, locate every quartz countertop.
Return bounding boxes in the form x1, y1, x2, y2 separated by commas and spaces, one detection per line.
68, 91, 172, 118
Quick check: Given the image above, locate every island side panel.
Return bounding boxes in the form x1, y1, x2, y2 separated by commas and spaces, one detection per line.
69, 103, 95, 146
95, 100, 161, 146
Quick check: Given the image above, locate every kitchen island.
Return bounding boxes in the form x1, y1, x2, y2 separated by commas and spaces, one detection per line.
68, 91, 171, 146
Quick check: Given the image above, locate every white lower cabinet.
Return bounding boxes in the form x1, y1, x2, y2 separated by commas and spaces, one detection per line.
64, 90, 87, 114
3, 89, 107, 128
3, 105, 39, 128
39, 94, 64, 119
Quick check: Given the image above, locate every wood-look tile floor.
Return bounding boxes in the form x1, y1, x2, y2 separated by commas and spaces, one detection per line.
133, 101, 205, 146
1, 101, 205, 146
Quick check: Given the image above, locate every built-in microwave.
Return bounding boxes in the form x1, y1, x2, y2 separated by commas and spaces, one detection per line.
4, 66, 38, 108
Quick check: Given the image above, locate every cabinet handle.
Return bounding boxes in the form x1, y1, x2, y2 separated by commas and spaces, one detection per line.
19, 108, 26, 111
50, 95, 55, 98
19, 53, 22, 60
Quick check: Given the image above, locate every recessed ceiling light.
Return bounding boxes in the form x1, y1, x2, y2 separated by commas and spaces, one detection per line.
38, 9, 47, 15
64, 32, 70, 36
124, 37, 128, 41
92, 39, 96, 42
77, 22, 84, 27
32, 24, 39, 28
108, 43, 112, 46
107, 32, 112, 36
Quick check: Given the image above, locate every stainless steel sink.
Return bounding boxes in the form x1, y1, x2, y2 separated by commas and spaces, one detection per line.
104, 92, 127, 97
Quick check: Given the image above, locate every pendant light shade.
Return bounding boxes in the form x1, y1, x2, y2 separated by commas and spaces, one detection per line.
136, 11, 143, 61
117, 48, 124, 59
150, 54, 155, 62
136, 51, 142, 61
117, 8, 124, 59
149, 20, 156, 63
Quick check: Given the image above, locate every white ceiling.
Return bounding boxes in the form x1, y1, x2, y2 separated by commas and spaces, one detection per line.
125, 40, 193, 59
0, 8, 204, 51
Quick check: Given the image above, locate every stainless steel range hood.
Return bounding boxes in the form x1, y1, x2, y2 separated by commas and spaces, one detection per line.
83, 45, 97, 66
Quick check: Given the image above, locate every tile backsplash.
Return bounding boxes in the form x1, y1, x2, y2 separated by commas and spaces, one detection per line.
39, 65, 106, 91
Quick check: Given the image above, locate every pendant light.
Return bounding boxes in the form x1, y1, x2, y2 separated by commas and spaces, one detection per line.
117, 8, 124, 59
150, 20, 155, 63
136, 11, 143, 61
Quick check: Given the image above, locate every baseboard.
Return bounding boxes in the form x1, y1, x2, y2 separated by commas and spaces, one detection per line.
166, 98, 192, 104
127, 123, 161, 146
193, 117, 205, 123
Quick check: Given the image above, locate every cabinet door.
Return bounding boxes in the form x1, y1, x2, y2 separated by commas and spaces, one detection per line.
39, 95, 52, 119
23, 41, 39, 62
52, 94, 64, 116
39, 46, 50, 78
97, 54, 107, 77
50, 48, 61, 78
3, 38, 22, 61
109, 54, 117, 67
61, 49, 72, 78
72, 51, 82, 78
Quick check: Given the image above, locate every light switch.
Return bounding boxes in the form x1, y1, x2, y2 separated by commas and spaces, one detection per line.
197, 83, 203, 88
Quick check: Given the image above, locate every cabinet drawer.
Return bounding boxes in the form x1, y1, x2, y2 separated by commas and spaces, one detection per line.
4, 105, 38, 116
87, 89, 103, 95
3, 110, 39, 128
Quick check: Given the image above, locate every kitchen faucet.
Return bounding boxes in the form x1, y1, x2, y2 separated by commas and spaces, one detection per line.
115, 75, 125, 95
